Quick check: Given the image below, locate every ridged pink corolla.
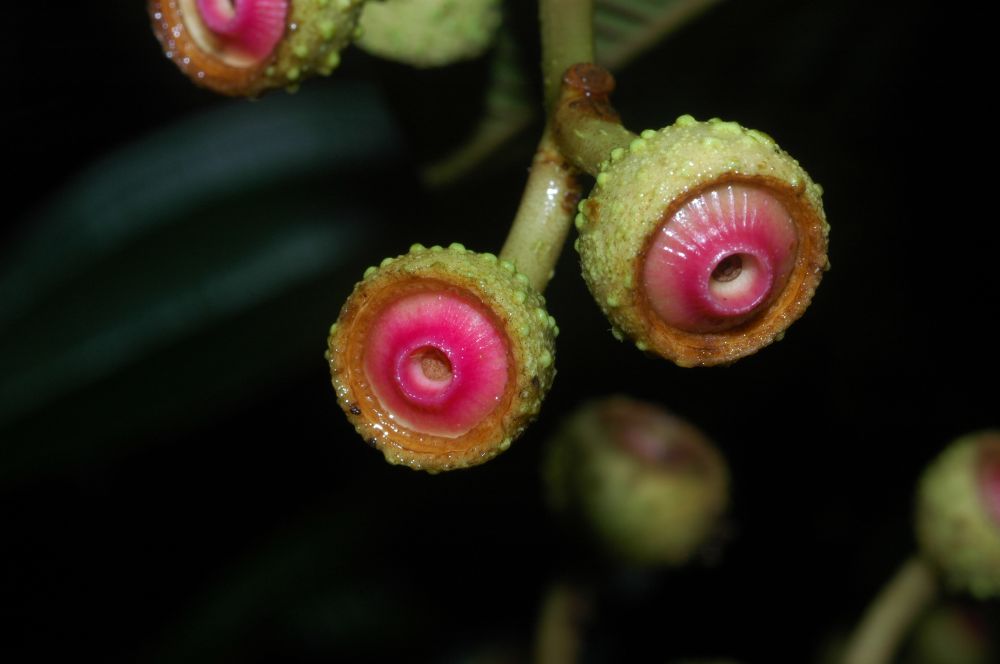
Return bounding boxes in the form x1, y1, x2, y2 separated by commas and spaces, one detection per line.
195, 0, 287, 60
642, 183, 798, 334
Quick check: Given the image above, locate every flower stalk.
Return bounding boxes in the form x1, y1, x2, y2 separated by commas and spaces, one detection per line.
842, 556, 938, 664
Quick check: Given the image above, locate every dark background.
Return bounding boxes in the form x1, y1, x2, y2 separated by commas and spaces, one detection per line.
2, 1, 996, 661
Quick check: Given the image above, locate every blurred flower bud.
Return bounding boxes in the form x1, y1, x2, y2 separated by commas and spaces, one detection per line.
545, 396, 729, 565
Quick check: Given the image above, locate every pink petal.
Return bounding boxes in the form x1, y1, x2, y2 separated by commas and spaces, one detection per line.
363, 291, 509, 438
196, 0, 287, 60
643, 183, 798, 333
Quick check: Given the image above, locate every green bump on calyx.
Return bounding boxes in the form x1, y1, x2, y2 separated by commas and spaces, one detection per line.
711, 120, 743, 136
324, 51, 341, 71
357, 0, 501, 68
917, 432, 1000, 599
250, 0, 363, 95
327, 242, 558, 472
318, 19, 337, 40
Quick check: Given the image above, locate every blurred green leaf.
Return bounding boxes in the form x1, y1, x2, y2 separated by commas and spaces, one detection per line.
148, 511, 425, 663
0, 84, 402, 480
0, 85, 395, 326
594, 0, 723, 67
422, 0, 724, 186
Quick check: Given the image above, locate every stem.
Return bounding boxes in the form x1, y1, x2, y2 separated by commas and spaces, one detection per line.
552, 65, 637, 175
498, 0, 596, 290
540, 0, 595, 113
533, 581, 590, 664
842, 556, 939, 664
499, 130, 579, 292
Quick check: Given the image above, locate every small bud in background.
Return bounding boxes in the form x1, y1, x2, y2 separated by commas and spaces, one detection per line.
357, 0, 502, 68
916, 431, 1000, 599
545, 396, 729, 566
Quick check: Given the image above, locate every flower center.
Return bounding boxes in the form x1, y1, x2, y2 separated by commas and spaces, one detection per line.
711, 254, 743, 283
415, 347, 452, 382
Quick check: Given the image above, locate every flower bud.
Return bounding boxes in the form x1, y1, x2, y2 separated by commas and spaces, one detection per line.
545, 396, 729, 565
149, 0, 364, 96
357, 0, 501, 68
576, 115, 829, 366
328, 243, 557, 472
916, 431, 1000, 598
